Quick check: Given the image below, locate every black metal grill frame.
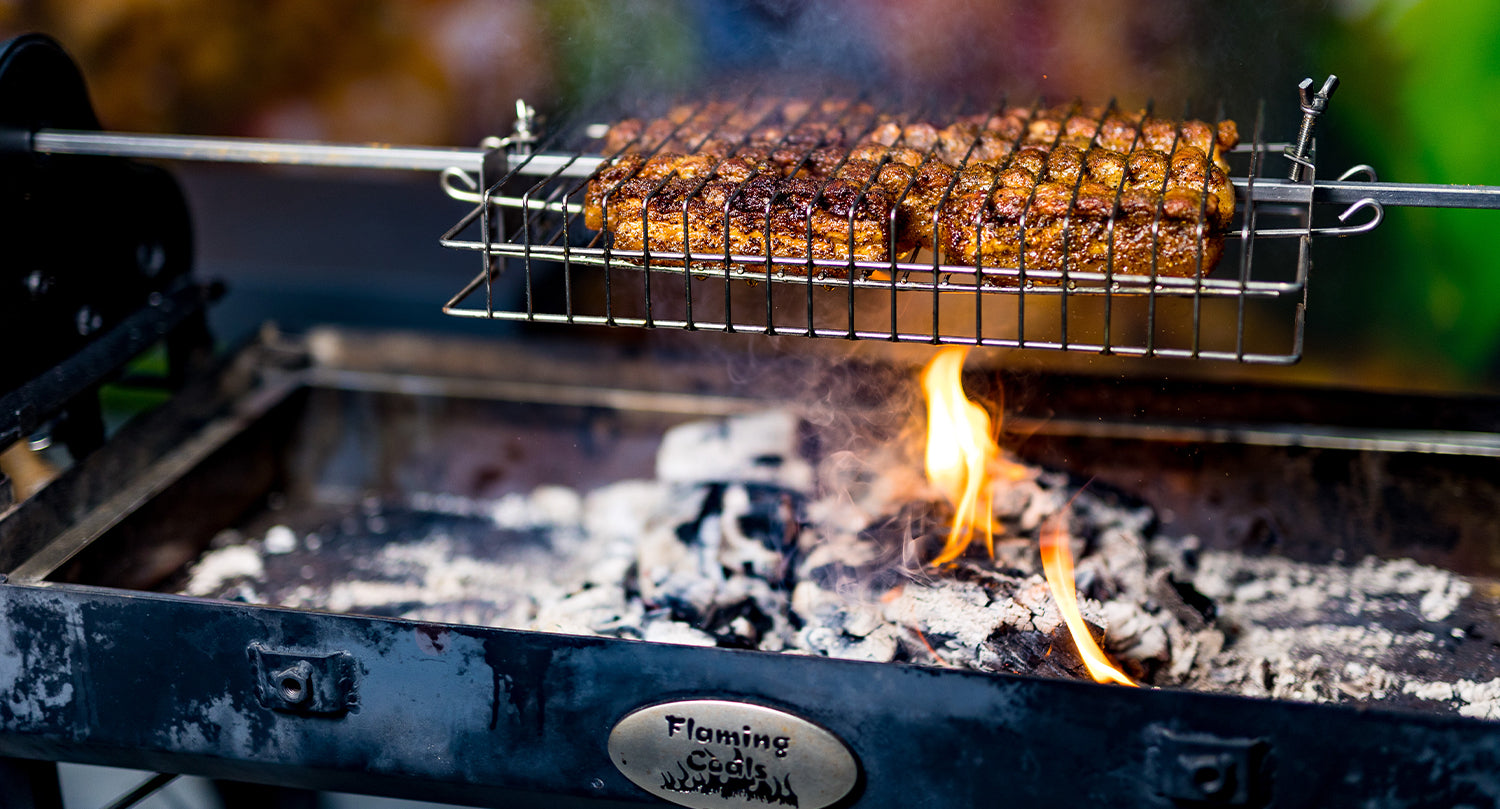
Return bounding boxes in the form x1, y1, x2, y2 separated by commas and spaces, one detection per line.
4, 578, 1500, 809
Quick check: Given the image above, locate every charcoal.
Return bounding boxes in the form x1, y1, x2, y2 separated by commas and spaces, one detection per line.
858, 501, 953, 562
700, 596, 778, 649
805, 561, 906, 598
733, 483, 807, 558
977, 626, 1094, 681
1099, 600, 1171, 679
797, 614, 902, 663
177, 409, 1497, 717
672, 482, 805, 585
1149, 569, 1215, 630
636, 480, 804, 650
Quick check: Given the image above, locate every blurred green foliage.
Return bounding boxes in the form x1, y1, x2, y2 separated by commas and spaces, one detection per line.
542, 0, 699, 111
1317, 0, 1500, 385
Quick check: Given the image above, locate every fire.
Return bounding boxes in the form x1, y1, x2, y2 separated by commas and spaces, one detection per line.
919, 346, 1136, 686
1040, 513, 1138, 686
921, 346, 1001, 565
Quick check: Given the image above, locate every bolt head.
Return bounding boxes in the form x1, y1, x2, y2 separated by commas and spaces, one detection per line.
24, 270, 50, 299
75, 306, 103, 336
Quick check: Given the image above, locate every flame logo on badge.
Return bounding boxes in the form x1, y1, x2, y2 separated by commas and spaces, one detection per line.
658, 748, 799, 806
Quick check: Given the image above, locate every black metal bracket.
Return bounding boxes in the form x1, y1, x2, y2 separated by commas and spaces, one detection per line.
0, 33, 209, 462
0, 282, 216, 450
1148, 726, 1270, 806
248, 644, 359, 717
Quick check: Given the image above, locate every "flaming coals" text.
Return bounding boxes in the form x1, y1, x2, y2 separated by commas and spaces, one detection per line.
664, 714, 792, 758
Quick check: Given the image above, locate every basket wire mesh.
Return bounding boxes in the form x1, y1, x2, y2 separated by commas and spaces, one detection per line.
441, 91, 1345, 363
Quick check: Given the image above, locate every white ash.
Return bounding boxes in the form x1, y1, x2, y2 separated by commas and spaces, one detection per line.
179, 409, 1493, 716
488, 485, 584, 531
1098, 600, 1171, 668
1454, 679, 1500, 720
657, 410, 813, 492
183, 544, 263, 597
263, 525, 298, 555
642, 621, 718, 648
1191, 553, 1472, 623
1174, 549, 1485, 711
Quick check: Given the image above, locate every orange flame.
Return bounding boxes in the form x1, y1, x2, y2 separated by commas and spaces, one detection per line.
1040, 512, 1138, 686
919, 346, 1135, 686
921, 346, 998, 565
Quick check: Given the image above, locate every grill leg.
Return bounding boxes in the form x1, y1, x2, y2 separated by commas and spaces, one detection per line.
0, 757, 64, 809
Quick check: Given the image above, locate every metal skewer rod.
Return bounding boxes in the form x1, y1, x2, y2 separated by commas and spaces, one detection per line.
30, 127, 597, 179
32, 128, 490, 172
31, 128, 1500, 209
1232, 176, 1500, 209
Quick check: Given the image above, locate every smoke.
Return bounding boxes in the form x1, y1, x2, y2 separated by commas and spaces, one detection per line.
672, 0, 1237, 109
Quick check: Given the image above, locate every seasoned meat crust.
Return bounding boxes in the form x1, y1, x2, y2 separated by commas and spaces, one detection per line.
602, 98, 882, 157
859, 104, 1238, 172
589, 101, 1240, 280
938, 143, 1234, 280
608, 101, 1238, 170
584, 150, 893, 276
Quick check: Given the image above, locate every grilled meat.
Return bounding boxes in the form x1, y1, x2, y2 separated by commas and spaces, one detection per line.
937, 143, 1232, 280
588, 101, 1240, 280
602, 98, 883, 156
844, 143, 957, 252
864, 105, 1239, 172
584, 150, 894, 276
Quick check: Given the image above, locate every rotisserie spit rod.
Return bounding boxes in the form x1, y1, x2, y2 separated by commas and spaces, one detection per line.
26, 127, 1500, 211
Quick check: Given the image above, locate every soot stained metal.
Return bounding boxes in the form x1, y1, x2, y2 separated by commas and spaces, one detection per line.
3, 582, 1500, 808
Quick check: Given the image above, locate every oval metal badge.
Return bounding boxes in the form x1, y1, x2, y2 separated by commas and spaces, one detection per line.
609, 699, 859, 809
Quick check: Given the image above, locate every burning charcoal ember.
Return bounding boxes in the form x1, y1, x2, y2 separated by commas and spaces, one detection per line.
823, 562, 1135, 681
1005, 472, 1071, 534
882, 578, 1047, 649
840, 501, 954, 573
976, 626, 1098, 681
